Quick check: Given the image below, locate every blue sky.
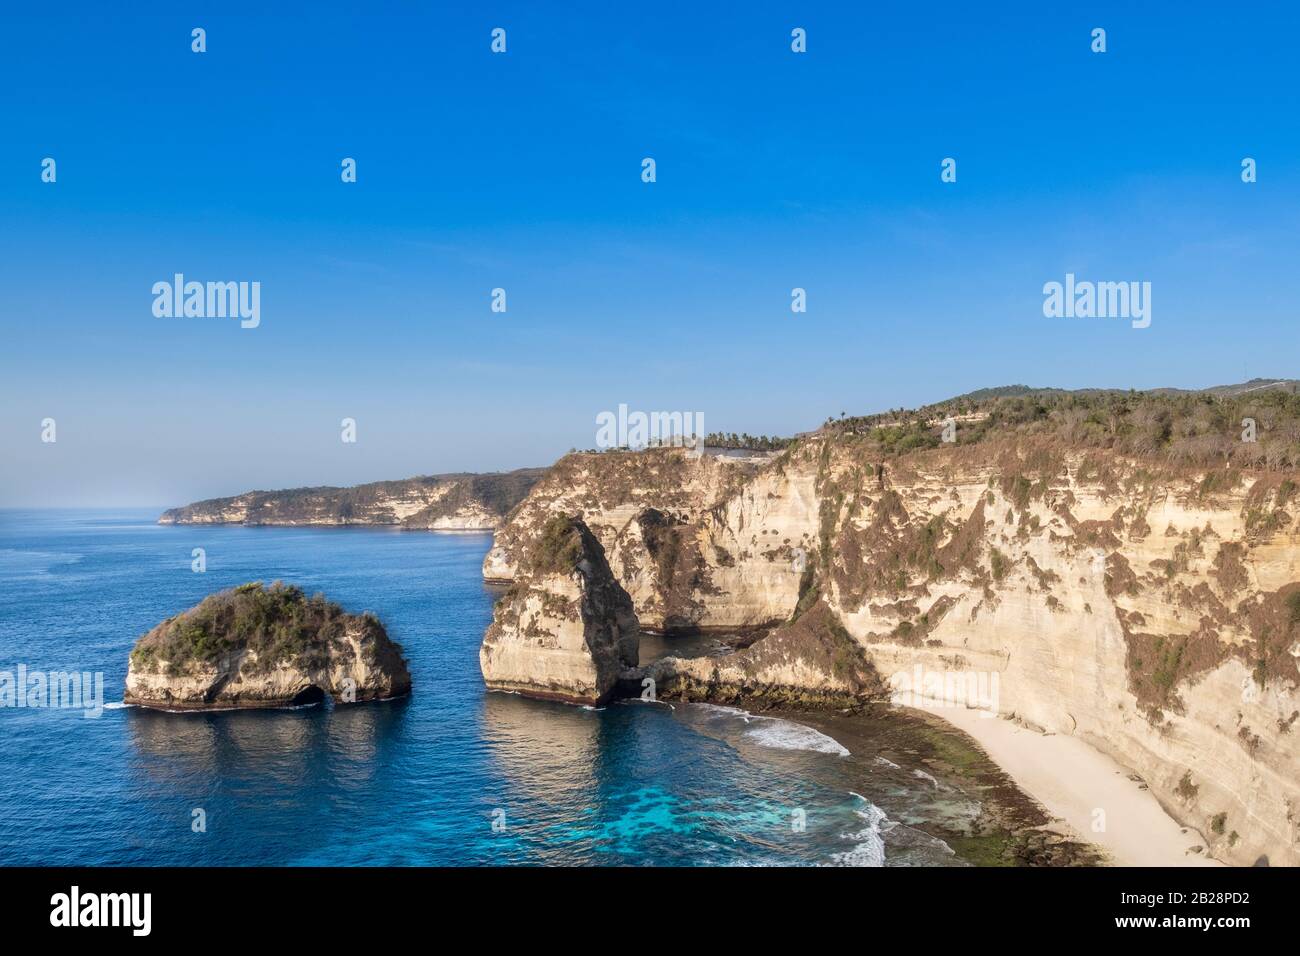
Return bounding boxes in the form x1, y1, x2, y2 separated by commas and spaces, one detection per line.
2, 2, 1298, 506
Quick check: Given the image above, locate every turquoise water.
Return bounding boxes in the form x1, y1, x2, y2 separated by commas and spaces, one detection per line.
0, 509, 977, 866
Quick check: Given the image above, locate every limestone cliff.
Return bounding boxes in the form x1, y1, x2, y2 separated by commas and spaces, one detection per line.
480, 515, 639, 705
160, 469, 545, 530
484, 388, 1300, 866
125, 582, 411, 710
482, 449, 769, 630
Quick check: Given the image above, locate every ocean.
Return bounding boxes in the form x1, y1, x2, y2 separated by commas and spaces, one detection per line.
0, 509, 1025, 866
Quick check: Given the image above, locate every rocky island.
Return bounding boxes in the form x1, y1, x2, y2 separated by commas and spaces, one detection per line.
126, 582, 411, 710
159, 469, 545, 531
479, 383, 1300, 866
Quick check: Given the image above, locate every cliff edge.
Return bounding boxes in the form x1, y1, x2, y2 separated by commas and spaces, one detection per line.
482, 387, 1300, 865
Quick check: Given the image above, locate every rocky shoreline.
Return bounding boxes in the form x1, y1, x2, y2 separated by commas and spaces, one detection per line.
479, 512, 885, 711
796, 704, 1108, 866
474, 393, 1300, 866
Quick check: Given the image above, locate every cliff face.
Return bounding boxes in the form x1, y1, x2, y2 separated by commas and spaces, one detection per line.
125, 582, 411, 710
159, 469, 545, 530
480, 516, 639, 705
482, 450, 772, 629
485, 440, 1300, 866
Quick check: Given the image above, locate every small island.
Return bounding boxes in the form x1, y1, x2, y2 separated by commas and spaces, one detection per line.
125, 582, 411, 711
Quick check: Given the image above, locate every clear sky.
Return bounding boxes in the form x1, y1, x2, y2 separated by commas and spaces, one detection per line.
2, 2, 1298, 506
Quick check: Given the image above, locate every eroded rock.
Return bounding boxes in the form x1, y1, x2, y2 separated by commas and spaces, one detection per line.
480, 515, 638, 705
643, 600, 884, 709
125, 582, 411, 710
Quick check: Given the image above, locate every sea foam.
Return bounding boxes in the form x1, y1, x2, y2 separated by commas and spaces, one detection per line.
743, 719, 850, 756
830, 797, 888, 867
688, 703, 850, 755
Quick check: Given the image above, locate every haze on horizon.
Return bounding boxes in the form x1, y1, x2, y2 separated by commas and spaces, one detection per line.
3, 3, 1298, 507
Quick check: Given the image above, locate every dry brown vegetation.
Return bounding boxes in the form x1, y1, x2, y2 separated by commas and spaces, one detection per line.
129, 582, 391, 677
807, 384, 1300, 472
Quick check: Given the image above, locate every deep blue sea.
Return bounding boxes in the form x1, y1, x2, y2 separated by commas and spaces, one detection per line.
0, 509, 989, 866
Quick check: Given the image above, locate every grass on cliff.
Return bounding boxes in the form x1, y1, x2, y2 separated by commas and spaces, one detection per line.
130, 581, 381, 676
638, 508, 684, 589
530, 515, 586, 574
812, 384, 1300, 472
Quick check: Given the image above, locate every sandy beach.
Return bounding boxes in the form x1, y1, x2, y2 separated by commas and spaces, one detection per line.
911, 698, 1222, 867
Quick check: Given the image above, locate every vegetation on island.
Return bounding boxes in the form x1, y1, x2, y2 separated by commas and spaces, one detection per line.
129, 581, 393, 677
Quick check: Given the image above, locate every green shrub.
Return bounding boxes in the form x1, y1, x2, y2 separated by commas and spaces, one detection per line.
132, 581, 367, 674
1287, 591, 1300, 627
532, 515, 585, 575
990, 548, 1009, 582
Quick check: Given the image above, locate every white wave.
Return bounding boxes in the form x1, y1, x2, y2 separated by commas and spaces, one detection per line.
886, 821, 958, 860
132, 699, 324, 714
830, 797, 888, 867
690, 703, 752, 722
685, 702, 848, 755
621, 697, 674, 710
743, 718, 849, 756
912, 768, 941, 789
102, 702, 133, 710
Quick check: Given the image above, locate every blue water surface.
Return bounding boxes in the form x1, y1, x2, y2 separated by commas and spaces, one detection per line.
0, 509, 966, 866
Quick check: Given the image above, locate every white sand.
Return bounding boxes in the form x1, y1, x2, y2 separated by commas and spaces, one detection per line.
911, 698, 1221, 867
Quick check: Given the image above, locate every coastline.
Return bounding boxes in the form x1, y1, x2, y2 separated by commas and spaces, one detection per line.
908, 697, 1222, 867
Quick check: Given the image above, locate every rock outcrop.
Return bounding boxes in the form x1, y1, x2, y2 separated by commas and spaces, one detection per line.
125, 582, 411, 710
483, 388, 1300, 866
481, 449, 771, 630
159, 469, 545, 531
480, 515, 639, 705
643, 601, 884, 708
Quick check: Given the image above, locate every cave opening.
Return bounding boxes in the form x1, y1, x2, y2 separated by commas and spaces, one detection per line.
290, 685, 327, 707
